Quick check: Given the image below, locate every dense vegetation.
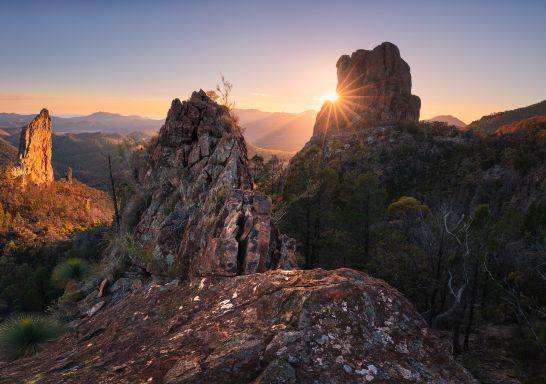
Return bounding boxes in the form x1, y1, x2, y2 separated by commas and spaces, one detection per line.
0, 177, 112, 318
269, 121, 546, 381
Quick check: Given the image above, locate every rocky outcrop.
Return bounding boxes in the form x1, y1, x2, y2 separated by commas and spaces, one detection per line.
314, 42, 420, 138
0, 269, 477, 383
9, 109, 54, 184
124, 90, 296, 277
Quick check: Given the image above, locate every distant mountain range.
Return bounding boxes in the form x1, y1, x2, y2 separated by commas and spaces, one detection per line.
0, 138, 17, 168
465, 100, 546, 135
0, 108, 318, 152
0, 111, 163, 134
235, 109, 317, 151
427, 115, 466, 128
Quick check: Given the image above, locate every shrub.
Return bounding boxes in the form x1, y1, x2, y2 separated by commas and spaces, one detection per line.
388, 196, 430, 221
51, 258, 90, 289
0, 314, 64, 359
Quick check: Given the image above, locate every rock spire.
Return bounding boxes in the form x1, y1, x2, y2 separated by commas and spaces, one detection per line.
10, 108, 54, 184
314, 42, 421, 137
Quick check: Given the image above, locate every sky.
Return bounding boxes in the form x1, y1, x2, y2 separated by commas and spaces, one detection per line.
1, 0, 545, 123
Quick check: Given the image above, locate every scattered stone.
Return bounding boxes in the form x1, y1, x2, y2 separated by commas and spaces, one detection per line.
66, 167, 73, 183
86, 301, 105, 317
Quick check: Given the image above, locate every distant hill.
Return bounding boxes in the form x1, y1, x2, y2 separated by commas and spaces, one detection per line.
466, 100, 546, 135
496, 115, 546, 136
246, 141, 296, 163
427, 115, 466, 128
0, 138, 17, 168
235, 109, 316, 151
0, 112, 162, 134
0, 113, 36, 129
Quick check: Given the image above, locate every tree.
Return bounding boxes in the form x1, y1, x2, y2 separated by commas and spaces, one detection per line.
206, 90, 219, 102
216, 74, 235, 110
249, 154, 265, 187
343, 172, 387, 260
264, 156, 282, 195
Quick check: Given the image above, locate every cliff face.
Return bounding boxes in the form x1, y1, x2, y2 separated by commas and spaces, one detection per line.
314, 42, 420, 138
9, 109, 54, 184
126, 90, 296, 277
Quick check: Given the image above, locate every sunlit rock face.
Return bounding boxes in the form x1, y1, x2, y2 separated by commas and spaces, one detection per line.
126, 90, 296, 278
313, 42, 421, 137
9, 108, 54, 185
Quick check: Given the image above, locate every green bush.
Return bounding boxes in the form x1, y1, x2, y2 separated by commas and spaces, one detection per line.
51, 258, 90, 289
0, 314, 64, 359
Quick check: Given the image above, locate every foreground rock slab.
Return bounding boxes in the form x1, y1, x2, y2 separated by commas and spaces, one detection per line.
1, 269, 476, 383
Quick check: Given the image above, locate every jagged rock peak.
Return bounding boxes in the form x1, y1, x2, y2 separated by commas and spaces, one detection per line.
314, 42, 421, 137
9, 108, 54, 184
124, 90, 296, 278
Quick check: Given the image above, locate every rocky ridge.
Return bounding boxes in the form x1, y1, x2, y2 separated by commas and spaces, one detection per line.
313, 42, 420, 138
9, 108, 54, 184
122, 90, 296, 277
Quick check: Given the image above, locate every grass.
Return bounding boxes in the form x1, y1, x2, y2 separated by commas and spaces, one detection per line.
0, 314, 64, 360
51, 258, 91, 289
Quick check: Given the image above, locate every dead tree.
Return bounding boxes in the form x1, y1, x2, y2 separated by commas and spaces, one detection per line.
108, 154, 120, 230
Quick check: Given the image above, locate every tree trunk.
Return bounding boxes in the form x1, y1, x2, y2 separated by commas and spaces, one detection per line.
463, 261, 480, 351
108, 155, 120, 231
304, 203, 312, 269
428, 231, 445, 324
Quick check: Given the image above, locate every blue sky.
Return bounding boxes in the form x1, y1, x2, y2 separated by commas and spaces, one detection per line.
1, 0, 545, 121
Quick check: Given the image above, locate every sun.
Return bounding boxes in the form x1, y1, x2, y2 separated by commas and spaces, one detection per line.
319, 91, 339, 103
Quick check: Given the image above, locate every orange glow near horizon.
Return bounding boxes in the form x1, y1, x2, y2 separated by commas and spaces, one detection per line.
0, 91, 524, 125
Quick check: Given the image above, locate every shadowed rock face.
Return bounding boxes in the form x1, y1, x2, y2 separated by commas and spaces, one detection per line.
127, 90, 296, 277
0, 269, 477, 383
314, 42, 421, 137
10, 108, 54, 184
